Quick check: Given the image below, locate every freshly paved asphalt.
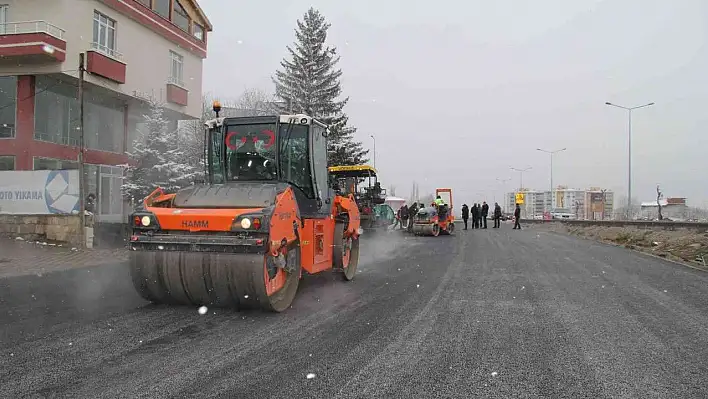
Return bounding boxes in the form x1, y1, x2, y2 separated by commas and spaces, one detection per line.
2, 225, 708, 398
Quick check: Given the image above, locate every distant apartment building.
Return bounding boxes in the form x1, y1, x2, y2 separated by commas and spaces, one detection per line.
0, 0, 211, 222
506, 189, 550, 219
507, 186, 614, 220
584, 188, 613, 220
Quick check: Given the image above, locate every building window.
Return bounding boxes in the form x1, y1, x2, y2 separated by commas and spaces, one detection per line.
136, 0, 150, 7
93, 11, 118, 58
0, 76, 16, 138
84, 95, 125, 153
33, 157, 78, 170
34, 76, 125, 153
169, 50, 184, 86
99, 165, 124, 219
0, 5, 8, 35
153, 0, 170, 19
34, 77, 80, 147
172, 1, 189, 32
193, 23, 204, 41
0, 155, 14, 170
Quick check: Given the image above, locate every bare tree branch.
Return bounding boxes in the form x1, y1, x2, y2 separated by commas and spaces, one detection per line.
233, 88, 278, 116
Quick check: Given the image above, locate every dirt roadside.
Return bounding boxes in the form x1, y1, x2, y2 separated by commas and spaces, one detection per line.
0, 237, 129, 279
529, 222, 708, 270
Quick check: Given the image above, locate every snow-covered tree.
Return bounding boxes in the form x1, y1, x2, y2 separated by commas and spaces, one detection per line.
122, 98, 198, 202
272, 7, 369, 166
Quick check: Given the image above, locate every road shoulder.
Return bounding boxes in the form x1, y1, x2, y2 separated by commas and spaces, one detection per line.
0, 237, 128, 279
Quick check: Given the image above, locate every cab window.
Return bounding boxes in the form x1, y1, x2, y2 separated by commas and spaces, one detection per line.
279, 124, 314, 198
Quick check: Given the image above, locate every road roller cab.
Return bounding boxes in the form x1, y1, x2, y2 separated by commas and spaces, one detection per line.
128, 106, 362, 312
410, 188, 455, 236
328, 164, 386, 230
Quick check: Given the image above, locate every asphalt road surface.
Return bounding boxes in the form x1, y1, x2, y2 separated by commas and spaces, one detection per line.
3, 226, 708, 398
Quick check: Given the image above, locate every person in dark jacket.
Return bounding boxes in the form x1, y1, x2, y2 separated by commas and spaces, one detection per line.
513, 203, 522, 229
399, 204, 409, 229
407, 202, 418, 232
493, 202, 502, 228
461, 204, 469, 230
481, 201, 489, 229
471, 203, 478, 229
470, 203, 476, 229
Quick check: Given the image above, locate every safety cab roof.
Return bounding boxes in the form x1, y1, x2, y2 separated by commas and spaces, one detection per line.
328, 165, 378, 177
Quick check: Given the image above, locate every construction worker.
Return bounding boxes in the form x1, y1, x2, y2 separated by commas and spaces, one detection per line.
434, 195, 449, 220
513, 203, 522, 229
400, 203, 409, 229
393, 207, 402, 229
434, 195, 445, 206
407, 202, 419, 232
461, 204, 469, 230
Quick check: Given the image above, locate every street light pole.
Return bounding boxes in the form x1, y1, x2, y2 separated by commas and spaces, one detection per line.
370, 134, 376, 169
605, 101, 654, 219
497, 177, 511, 213
510, 166, 532, 191
536, 147, 566, 212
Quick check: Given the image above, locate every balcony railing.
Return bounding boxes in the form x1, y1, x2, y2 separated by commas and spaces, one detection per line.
167, 76, 185, 87
0, 20, 65, 40
89, 42, 124, 61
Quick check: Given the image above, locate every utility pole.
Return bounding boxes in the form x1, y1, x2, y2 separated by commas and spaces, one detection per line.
605, 101, 654, 219
78, 52, 86, 248
496, 177, 511, 213
370, 134, 376, 169
536, 147, 566, 213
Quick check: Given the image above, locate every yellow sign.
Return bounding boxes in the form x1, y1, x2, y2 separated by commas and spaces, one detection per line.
515, 193, 525, 204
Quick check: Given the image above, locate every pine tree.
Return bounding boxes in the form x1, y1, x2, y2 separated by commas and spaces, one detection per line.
122, 98, 198, 202
273, 7, 369, 166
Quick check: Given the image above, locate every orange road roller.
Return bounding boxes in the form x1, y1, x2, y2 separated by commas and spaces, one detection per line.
128, 107, 362, 312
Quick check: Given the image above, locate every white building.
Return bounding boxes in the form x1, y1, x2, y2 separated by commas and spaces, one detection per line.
507, 186, 614, 220
0, 0, 212, 222
506, 189, 550, 219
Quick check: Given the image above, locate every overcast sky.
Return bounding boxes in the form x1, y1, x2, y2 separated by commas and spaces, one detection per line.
199, 0, 708, 208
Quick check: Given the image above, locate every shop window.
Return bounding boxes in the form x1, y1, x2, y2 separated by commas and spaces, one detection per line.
0, 76, 16, 138
34, 76, 125, 153
33, 157, 78, 170
0, 155, 14, 170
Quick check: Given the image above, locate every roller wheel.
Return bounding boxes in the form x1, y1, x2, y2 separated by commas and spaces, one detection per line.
128, 244, 302, 313
261, 244, 302, 312
431, 224, 440, 237
447, 222, 455, 235
334, 222, 359, 281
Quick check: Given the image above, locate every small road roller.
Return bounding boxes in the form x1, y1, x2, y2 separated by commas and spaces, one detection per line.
411, 188, 455, 236
128, 105, 362, 312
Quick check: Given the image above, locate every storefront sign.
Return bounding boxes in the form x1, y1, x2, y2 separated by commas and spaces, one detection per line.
0, 170, 79, 214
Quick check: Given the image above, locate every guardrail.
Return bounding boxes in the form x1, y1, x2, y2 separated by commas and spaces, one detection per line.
0, 21, 65, 40
520, 218, 708, 232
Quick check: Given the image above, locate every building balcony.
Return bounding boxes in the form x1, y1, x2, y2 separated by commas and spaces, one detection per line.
0, 21, 67, 64
86, 43, 126, 84
165, 77, 188, 106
